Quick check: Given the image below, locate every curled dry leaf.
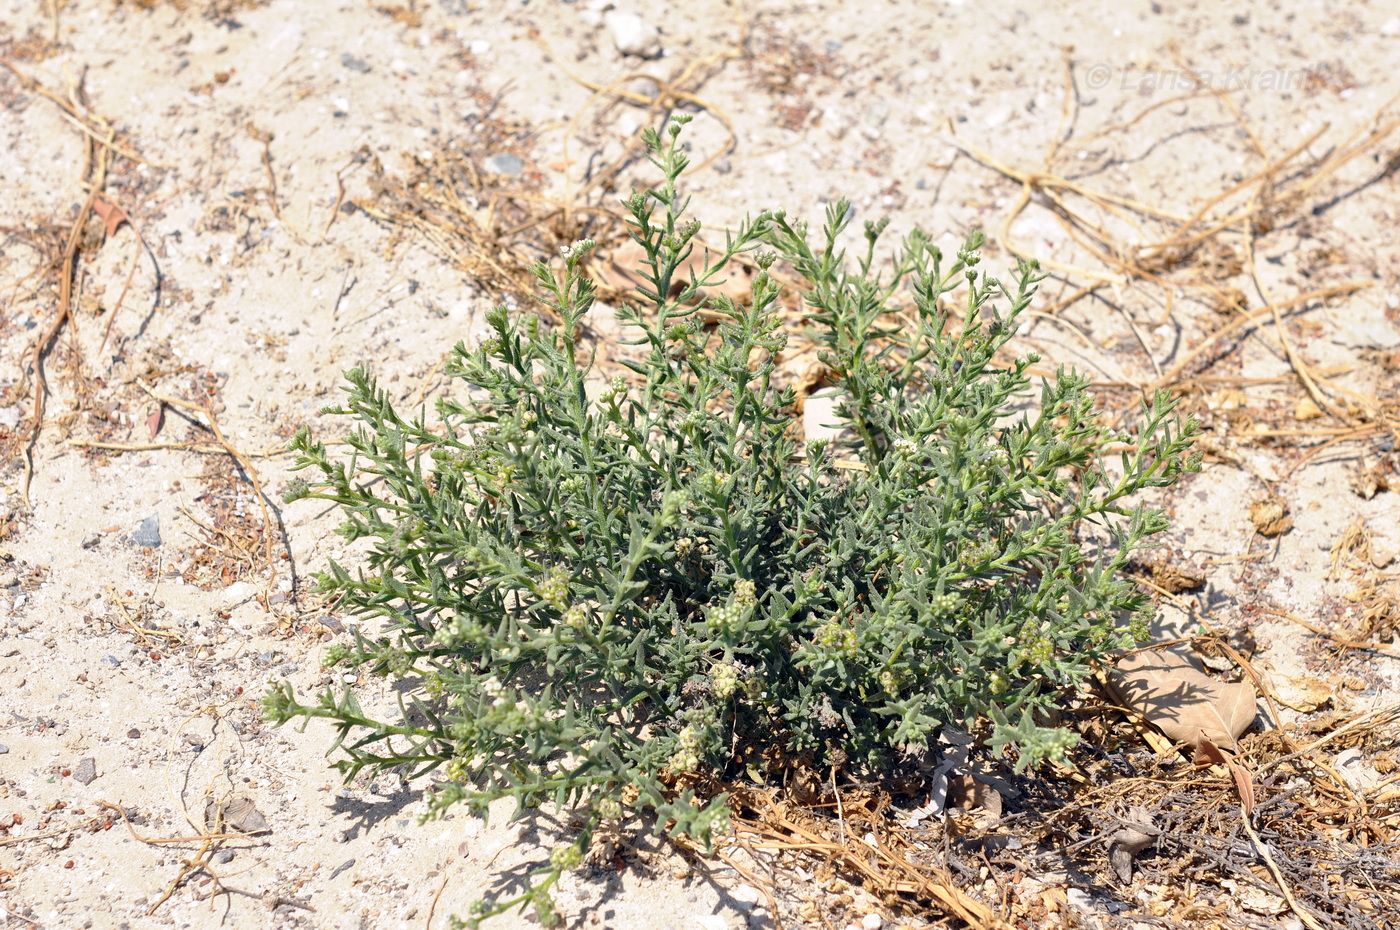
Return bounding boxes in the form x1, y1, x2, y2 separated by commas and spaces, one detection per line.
1108, 646, 1258, 761
205, 796, 270, 835
1274, 674, 1333, 713
146, 404, 164, 440
1249, 496, 1293, 537
1107, 806, 1159, 883
948, 773, 1004, 821
91, 194, 131, 239
1148, 557, 1206, 593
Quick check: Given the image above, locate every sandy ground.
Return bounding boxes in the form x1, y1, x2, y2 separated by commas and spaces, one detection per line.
2, 1, 1399, 928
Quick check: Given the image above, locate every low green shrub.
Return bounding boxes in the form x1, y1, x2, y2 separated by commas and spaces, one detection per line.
266, 116, 1198, 925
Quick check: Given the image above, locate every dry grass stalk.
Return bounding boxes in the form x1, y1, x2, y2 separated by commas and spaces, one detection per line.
952, 61, 1400, 457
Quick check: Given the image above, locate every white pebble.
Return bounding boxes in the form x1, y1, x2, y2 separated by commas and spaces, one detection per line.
606, 10, 661, 58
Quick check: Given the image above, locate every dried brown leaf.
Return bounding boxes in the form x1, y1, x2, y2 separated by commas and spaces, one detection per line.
91, 194, 130, 239
1108, 646, 1258, 757
205, 796, 270, 835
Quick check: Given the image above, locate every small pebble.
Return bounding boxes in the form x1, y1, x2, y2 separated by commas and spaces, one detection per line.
483, 152, 524, 175
0, 744, 9, 755
132, 515, 161, 548
213, 849, 236, 864
340, 53, 371, 73
127, 728, 141, 739
102, 655, 122, 668
731, 884, 761, 909
605, 10, 661, 59
862, 914, 884, 930
73, 757, 97, 786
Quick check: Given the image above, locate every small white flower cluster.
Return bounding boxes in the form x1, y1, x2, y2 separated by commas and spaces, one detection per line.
961, 539, 1000, 567
710, 662, 740, 700
537, 566, 570, 611
562, 603, 588, 629
550, 843, 583, 871
814, 620, 859, 658
669, 724, 704, 774
674, 535, 713, 559
733, 579, 757, 607
706, 602, 744, 635
558, 238, 596, 263
432, 618, 467, 648
932, 592, 964, 616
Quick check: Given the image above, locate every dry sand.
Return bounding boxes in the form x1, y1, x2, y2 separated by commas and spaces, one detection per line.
2, 1, 1399, 927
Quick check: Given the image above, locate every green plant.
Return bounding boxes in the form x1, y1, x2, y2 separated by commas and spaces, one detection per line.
266, 116, 1199, 925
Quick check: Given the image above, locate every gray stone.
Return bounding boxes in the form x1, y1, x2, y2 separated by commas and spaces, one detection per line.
132, 515, 161, 548
213, 849, 236, 864
102, 655, 122, 668
0, 744, 8, 755
340, 53, 371, 74
73, 757, 97, 785
483, 152, 524, 176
